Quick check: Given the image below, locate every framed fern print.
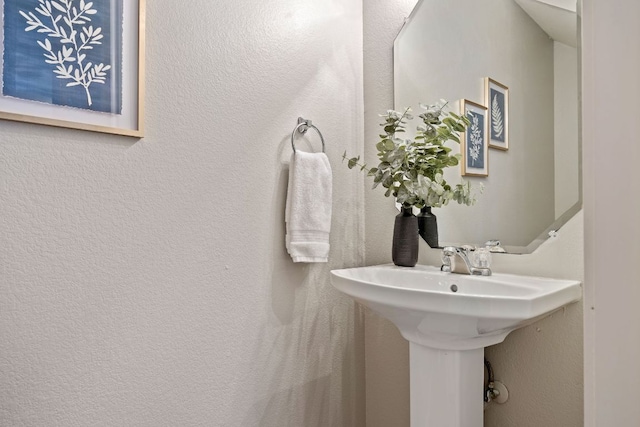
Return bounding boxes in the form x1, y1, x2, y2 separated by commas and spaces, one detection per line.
485, 78, 508, 150
0, 0, 145, 137
460, 99, 488, 177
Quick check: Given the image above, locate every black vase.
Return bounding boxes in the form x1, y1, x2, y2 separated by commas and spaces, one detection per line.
417, 206, 439, 248
392, 207, 419, 267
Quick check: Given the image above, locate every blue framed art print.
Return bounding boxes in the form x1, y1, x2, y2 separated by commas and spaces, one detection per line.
460, 99, 489, 177
0, 0, 145, 137
485, 77, 509, 150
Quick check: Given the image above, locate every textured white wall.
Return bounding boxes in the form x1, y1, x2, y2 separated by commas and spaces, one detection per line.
0, 1, 366, 426
583, 0, 640, 424
364, 0, 584, 426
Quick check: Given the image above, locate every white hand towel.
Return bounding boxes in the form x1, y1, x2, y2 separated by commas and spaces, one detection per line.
285, 151, 333, 263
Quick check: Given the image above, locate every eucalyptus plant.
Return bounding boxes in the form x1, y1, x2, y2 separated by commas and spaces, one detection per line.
344, 101, 481, 209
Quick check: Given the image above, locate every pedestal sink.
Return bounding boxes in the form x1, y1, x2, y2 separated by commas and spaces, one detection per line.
330, 264, 581, 427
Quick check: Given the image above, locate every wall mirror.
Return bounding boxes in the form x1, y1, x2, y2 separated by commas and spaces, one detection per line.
394, 0, 581, 253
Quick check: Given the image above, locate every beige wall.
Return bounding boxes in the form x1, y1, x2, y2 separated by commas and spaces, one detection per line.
583, 0, 640, 424
0, 1, 366, 426
364, 0, 584, 426
554, 42, 580, 218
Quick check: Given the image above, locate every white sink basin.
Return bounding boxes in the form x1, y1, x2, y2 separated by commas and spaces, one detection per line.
331, 264, 581, 426
331, 264, 582, 350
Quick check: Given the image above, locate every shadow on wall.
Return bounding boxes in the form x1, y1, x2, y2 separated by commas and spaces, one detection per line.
270, 136, 310, 323
237, 289, 365, 427
242, 376, 333, 426
225, 135, 365, 427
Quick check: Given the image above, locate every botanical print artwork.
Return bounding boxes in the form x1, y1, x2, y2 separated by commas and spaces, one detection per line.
485, 78, 508, 150
460, 99, 488, 177
466, 109, 485, 170
3, 0, 123, 113
490, 89, 505, 143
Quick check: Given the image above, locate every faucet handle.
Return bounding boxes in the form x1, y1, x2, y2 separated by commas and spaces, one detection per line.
441, 247, 456, 272
473, 247, 492, 269
442, 246, 458, 255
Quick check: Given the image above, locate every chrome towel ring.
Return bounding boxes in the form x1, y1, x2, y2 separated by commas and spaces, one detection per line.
291, 117, 325, 153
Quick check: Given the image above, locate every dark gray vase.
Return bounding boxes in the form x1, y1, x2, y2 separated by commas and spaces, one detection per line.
418, 206, 439, 248
392, 207, 419, 267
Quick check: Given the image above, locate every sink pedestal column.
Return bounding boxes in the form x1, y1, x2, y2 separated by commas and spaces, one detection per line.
410, 343, 484, 427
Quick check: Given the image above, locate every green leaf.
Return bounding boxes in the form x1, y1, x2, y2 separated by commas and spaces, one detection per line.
355, 101, 482, 209
453, 121, 466, 131
443, 117, 456, 127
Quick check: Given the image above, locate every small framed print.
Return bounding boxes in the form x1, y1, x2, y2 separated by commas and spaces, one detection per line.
0, 0, 145, 137
460, 99, 488, 177
485, 78, 509, 150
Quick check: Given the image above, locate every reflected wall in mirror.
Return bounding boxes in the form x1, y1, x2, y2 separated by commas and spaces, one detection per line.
394, 0, 581, 253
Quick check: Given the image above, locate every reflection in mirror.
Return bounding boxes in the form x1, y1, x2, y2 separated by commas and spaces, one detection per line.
394, 0, 581, 253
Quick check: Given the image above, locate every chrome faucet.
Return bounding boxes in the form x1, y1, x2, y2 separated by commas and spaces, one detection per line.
441, 246, 492, 276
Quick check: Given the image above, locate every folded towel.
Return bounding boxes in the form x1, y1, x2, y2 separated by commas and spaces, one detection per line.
285, 151, 333, 263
